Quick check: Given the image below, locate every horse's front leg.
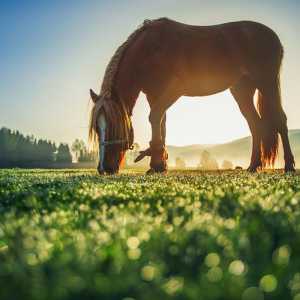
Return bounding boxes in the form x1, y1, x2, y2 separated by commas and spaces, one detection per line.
134, 114, 168, 172
136, 88, 178, 173
147, 109, 168, 173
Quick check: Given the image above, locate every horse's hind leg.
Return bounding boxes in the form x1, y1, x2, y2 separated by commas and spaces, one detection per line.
277, 110, 295, 172
258, 79, 295, 172
230, 77, 262, 172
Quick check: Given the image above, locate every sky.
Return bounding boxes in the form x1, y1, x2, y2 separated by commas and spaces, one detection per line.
1, 0, 300, 147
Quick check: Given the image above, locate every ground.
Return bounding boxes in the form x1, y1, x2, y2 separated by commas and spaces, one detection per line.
1, 169, 300, 300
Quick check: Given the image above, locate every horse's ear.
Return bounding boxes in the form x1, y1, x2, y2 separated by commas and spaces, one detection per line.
90, 89, 99, 103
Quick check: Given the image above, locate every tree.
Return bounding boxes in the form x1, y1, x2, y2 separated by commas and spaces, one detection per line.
222, 160, 233, 170
175, 157, 186, 169
198, 150, 219, 170
56, 143, 72, 163
36, 139, 54, 162
71, 139, 97, 163
78, 148, 97, 162
71, 139, 86, 162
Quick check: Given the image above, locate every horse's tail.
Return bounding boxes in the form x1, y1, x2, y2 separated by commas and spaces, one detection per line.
256, 88, 278, 167
256, 45, 283, 167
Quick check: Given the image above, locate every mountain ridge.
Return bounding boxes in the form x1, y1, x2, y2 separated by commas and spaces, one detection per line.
166, 129, 300, 167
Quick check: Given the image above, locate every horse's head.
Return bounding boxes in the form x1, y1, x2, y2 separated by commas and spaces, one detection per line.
89, 89, 133, 175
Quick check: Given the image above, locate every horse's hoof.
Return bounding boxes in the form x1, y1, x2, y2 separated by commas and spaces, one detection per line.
146, 168, 155, 175
247, 166, 258, 173
146, 168, 167, 175
97, 169, 105, 175
285, 166, 296, 173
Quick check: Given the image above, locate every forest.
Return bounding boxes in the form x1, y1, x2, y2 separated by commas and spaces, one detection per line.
0, 127, 72, 167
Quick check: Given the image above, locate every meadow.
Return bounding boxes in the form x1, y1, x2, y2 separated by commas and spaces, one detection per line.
1, 169, 300, 300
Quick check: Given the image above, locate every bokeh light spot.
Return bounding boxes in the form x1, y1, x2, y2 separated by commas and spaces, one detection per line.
229, 260, 245, 276
242, 287, 264, 300
205, 252, 220, 268
260, 274, 277, 292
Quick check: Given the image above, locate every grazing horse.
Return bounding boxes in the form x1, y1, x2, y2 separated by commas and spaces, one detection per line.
89, 18, 295, 174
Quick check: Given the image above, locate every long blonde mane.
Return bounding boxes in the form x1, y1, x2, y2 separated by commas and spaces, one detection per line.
89, 20, 153, 149
89, 99, 132, 149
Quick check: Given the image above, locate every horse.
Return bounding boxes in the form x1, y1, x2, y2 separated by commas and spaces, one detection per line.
89, 18, 295, 174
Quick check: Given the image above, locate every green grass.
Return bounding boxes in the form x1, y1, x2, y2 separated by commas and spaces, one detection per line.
1, 169, 300, 300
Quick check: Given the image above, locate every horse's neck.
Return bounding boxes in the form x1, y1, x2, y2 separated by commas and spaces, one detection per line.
114, 60, 140, 117
114, 86, 139, 117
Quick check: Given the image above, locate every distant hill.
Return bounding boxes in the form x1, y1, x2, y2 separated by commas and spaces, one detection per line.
167, 129, 300, 168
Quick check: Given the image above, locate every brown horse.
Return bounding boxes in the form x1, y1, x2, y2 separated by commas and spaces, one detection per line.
89, 18, 295, 174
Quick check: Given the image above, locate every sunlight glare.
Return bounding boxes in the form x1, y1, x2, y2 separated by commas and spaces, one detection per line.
132, 90, 250, 147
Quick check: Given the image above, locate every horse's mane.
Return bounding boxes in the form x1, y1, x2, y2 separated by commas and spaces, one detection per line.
100, 19, 154, 98
89, 20, 156, 149
89, 98, 133, 147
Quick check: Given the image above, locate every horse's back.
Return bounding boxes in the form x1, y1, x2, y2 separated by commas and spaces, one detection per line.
140, 18, 282, 74
143, 18, 281, 50
122, 18, 283, 96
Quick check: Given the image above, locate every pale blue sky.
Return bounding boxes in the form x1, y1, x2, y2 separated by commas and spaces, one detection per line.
1, 0, 299, 146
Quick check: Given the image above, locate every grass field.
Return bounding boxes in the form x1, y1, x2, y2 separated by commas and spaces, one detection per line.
1, 169, 300, 300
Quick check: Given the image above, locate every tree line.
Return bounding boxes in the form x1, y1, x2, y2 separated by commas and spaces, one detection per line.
0, 127, 72, 167
1, 127, 236, 169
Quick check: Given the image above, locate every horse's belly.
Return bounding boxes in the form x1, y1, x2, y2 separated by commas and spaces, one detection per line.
182, 71, 239, 97
184, 87, 227, 97
183, 78, 231, 96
